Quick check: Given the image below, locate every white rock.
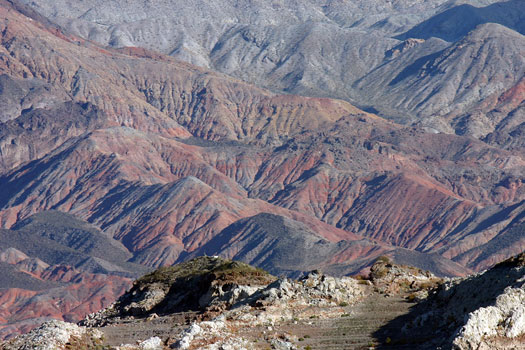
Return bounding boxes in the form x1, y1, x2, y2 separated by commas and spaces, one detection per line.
505, 305, 525, 338
1, 320, 89, 350
139, 336, 163, 350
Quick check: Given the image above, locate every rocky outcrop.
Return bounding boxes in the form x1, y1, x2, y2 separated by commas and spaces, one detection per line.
83, 257, 276, 323
80, 257, 367, 350
0, 320, 103, 350
369, 256, 442, 298
7, 255, 525, 350
378, 251, 525, 349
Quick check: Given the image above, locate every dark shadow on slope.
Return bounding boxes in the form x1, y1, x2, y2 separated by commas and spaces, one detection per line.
465, 200, 525, 236
396, 0, 525, 42
185, 213, 347, 278
388, 50, 444, 86
373, 254, 525, 349
12, 210, 136, 267
85, 182, 159, 230
452, 205, 525, 270
0, 140, 81, 208
0, 262, 63, 291
0, 211, 148, 278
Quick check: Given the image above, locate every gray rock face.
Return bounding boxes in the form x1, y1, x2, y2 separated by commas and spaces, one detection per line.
357, 22, 525, 133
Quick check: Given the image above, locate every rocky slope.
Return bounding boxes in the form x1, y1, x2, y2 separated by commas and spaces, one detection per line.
19, 0, 525, 139
375, 252, 525, 349
2, 256, 432, 350
0, 0, 524, 340
0, 256, 486, 350
5, 254, 525, 350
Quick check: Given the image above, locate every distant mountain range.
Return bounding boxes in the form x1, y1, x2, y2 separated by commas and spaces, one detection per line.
0, 0, 523, 339
21, 0, 525, 135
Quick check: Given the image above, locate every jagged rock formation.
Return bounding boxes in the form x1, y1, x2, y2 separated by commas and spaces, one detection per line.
368, 256, 442, 298
4, 254, 525, 349
0, 256, 449, 349
80, 257, 370, 349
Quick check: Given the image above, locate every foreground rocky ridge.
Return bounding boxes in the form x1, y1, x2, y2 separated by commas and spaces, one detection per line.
375, 252, 525, 349
5, 254, 525, 349
0, 256, 438, 349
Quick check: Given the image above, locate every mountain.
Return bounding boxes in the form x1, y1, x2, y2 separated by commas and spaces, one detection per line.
189, 213, 471, 277
18, 0, 525, 138
0, 0, 523, 340
356, 22, 525, 135
0, 211, 146, 339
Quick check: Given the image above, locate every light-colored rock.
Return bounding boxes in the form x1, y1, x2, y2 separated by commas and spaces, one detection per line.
0, 320, 95, 350
454, 284, 525, 349
139, 336, 163, 350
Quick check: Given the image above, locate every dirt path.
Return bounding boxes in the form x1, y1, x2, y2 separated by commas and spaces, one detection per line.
237, 293, 414, 350
98, 294, 414, 349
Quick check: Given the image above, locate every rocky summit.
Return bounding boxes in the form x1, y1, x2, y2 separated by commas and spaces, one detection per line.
0, 0, 523, 343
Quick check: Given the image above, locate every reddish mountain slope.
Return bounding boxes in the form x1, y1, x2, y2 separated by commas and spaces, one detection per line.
0, 0, 523, 340
0, 0, 523, 269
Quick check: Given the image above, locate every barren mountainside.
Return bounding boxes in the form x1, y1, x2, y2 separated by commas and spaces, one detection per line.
0, 0, 523, 341
20, 0, 525, 136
